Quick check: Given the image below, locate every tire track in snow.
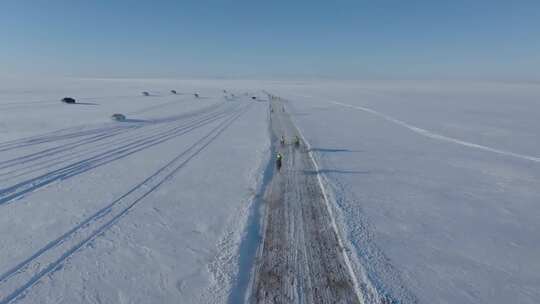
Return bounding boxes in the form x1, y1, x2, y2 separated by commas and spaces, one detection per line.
0, 107, 233, 205
0, 127, 135, 170
329, 101, 540, 163
0, 126, 135, 153
0, 102, 251, 304
0, 104, 236, 206
250, 98, 368, 304
0, 102, 229, 176
0, 101, 224, 153
0, 94, 155, 111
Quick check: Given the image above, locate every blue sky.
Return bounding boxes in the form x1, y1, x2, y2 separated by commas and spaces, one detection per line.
1, 0, 539, 80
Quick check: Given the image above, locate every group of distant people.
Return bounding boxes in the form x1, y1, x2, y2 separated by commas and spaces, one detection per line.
276, 135, 300, 171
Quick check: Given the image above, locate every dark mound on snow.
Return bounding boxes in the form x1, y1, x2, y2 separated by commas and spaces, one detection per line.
62, 97, 76, 104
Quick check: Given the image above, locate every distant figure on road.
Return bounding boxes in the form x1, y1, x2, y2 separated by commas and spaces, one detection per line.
276, 153, 283, 170
280, 136, 286, 146
194, 93, 200, 98
293, 136, 300, 147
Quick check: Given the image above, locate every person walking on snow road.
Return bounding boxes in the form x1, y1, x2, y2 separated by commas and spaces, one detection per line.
276, 153, 283, 171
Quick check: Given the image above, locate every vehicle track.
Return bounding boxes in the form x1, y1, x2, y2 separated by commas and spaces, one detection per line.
0, 102, 252, 304
0, 101, 224, 153
0, 112, 215, 182
0, 103, 239, 206
0, 125, 136, 153
0, 102, 230, 175
0, 115, 214, 184
0, 94, 153, 111
0, 106, 237, 205
249, 98, 363, 304
0, 127, 135, 170
127, 98, 186, 115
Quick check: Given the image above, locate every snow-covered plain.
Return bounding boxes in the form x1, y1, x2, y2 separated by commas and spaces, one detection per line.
264, 81, 540, 304
1, 78, 539, 304
0, 78, 269, 303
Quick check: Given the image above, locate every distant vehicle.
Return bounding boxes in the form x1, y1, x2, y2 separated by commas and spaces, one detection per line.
111, 113, 126, 121
251, 96, 257, 100
61, 97, 76, 104
171, 90, 177, 94
142, 91, 150, 96
194, 93, 200, 98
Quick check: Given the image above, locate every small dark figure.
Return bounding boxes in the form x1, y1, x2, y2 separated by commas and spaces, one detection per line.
61, 97, 76, 104
171, 90, 177, 94
194, 93, 200, 98
276, 153, 283, 170
111, 113, 126, 121
280, 136, 286, 146
294, 136, 300, 147
142, 91, 150, 96
251, 96, 257, 100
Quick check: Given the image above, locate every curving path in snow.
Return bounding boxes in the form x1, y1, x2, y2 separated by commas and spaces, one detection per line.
329, 100, 540, 163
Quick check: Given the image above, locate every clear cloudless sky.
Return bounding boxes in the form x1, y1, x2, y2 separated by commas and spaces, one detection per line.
1, 0, 539, 80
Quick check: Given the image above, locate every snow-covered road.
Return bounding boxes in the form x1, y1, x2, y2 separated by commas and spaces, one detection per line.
250, 98, 376, 304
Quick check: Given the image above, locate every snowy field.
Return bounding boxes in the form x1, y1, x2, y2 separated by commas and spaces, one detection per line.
0, 78, 269, 303
1, 78, 539, 304
264, 81, 540, 304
